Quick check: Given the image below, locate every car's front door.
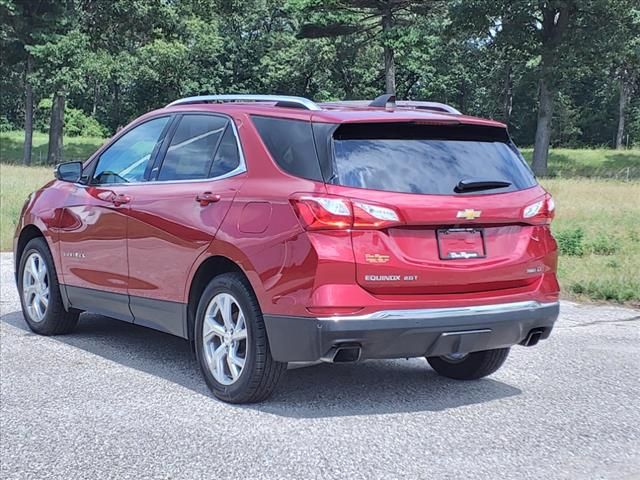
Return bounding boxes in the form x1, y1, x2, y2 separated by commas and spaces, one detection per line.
124, 113, 246, 336
57, 115, 172, 320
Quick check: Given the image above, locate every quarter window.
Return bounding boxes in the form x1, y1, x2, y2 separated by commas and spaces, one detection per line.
158, 115, 233, 181
251, 116, 323, 181
91, 117, 170, 184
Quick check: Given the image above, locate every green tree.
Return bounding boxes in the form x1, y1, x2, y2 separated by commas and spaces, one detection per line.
30, 30, 90, 164
297, 0, 444, 95
0, 0, 67, 165
612, 6, 640, 149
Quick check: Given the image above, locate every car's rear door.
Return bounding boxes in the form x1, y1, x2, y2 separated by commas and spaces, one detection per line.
125, 113, 246, 336
58, 116, 172, 320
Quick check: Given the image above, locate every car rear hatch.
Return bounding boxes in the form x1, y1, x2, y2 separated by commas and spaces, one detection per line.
320, 121, 556, 296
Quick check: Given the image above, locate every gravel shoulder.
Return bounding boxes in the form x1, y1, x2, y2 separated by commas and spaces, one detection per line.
1, 253, 639, 480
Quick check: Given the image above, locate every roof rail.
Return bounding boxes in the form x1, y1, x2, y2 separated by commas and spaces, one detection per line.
320, 98, 462, 115
398, 101, 461, 115
166, 94, 321, 110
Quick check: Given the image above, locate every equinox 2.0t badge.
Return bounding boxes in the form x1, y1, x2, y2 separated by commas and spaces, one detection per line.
456, 209, 482, 220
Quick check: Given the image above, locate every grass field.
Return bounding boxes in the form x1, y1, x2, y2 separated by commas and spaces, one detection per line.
1, 131, 639, 305
520, 148, 640, 179
0, 131, 105, 165
544, 179, 639, 305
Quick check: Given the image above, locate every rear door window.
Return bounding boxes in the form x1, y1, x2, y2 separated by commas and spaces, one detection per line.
331, 123, 536, 195
157, 115, 228, 181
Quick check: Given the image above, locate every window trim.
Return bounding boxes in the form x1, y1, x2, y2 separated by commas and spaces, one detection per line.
86, 115, 174, 186
149, 112, 246, 185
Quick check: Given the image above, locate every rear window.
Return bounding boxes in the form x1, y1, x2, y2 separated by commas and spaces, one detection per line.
331, 123, 536, 195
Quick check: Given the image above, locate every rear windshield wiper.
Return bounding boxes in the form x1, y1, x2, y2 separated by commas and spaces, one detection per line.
455, 178, 512, 193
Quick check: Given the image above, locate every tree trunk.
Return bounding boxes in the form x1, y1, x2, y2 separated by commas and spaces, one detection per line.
532, 78, 553, 177
532, 3, 571, 177
502, 63, 513, 123
382, 12, 396, 95
22, 54, 34, 166
113, 82, 120, 127
46, 92, 65, 165
616, 78, 627, 149
92, 81, 98, 117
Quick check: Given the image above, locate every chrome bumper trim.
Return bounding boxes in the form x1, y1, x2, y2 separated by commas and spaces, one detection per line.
322, 301, 560, 322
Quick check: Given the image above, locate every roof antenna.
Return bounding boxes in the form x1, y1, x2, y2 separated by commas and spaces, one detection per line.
369, 94, 396, 110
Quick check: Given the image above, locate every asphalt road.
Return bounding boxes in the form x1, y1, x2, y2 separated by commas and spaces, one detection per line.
1, 252, 639, 480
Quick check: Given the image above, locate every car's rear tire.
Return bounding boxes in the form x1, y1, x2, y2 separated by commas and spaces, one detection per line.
17, 237, 80, 335
426, 348, 510, 380
194, 272, 286, 403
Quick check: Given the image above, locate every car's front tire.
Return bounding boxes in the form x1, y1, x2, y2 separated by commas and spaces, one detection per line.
17, 237, 80, 335
426, 348, 510, 380
194, 272, 286, 403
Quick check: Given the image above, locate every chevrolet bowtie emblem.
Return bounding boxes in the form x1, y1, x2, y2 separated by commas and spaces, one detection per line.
456, 209, 482, 220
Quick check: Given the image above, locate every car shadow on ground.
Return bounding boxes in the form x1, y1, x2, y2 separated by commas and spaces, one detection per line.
1, 310, 522, 418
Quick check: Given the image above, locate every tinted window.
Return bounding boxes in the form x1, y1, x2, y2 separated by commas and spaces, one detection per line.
252, 116, 322, 181
210, 125, 241, 177
158, 115, 228, 181
331, 123, 536, 195
92, 117, 169, 184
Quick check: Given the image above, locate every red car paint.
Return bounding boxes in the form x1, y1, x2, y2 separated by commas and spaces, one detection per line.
14, 100, 559, 335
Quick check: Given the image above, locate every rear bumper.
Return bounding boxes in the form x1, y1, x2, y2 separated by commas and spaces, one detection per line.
263, 301, 560, 362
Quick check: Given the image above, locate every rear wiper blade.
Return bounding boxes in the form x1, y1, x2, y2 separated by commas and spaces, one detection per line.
455, 178, 512, 193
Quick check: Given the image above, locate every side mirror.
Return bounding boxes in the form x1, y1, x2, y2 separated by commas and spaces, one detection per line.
54, 161, 83, 183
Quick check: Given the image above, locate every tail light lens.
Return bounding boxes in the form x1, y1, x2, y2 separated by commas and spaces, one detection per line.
523, 193, 555, 225
290, 194, 403, 231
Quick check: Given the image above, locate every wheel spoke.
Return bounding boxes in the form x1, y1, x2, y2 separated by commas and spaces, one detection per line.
229, 351, 245, 369
37, 260, 47, 282
23, 284, 36, 299
209, 344, 226, 376
220, 295, 234, 331
28, 256, 38, 278
227, 353, 240, 379
231, 328, 247, 341
203, 315, 225, 342
235, 311, 245, 331
33, 297, 44, 320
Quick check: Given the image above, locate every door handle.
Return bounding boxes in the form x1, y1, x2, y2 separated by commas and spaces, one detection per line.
196, 192, 221, 206
111, 193, 131, 206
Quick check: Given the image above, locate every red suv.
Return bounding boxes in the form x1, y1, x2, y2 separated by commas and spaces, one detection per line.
14, 94, 559, 403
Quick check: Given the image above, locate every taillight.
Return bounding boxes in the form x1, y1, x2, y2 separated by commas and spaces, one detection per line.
290, 195, 352, 230
352, 201, 402, 229
523, 194, 555, 225
290, 194, 403, 231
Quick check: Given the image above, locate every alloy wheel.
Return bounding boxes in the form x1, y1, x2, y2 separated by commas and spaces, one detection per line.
22, 252, 50, 323
202, 293, 248, 385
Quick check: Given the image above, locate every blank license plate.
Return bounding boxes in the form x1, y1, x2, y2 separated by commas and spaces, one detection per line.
437, 229, 486, 260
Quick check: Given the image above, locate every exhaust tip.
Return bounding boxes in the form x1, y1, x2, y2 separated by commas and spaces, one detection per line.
321, 344, 362, 363
521, 328, 545, 347
333, 346, 361, 363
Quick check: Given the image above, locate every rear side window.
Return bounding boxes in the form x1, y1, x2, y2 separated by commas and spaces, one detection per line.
331, 123, 536, 195
252, 116, 323, 181
158, 115, 229, 181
